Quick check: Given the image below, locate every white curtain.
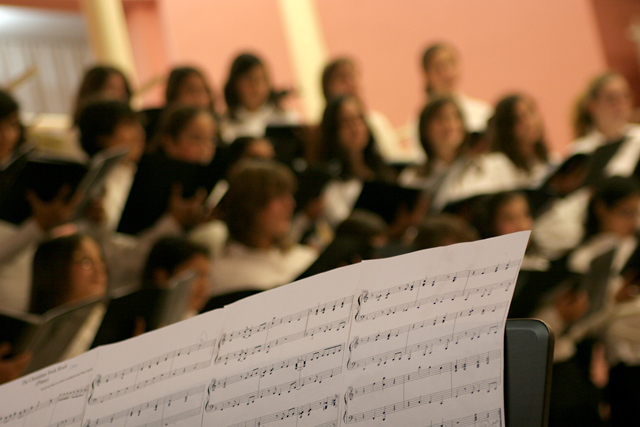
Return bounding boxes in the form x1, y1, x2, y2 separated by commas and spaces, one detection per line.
0, 35, 92, 115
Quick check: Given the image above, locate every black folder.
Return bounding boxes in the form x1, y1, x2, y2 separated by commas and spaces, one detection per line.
117, 154, 219, 235
0, 297, 104, 374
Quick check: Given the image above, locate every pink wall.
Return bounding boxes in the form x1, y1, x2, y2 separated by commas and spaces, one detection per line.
316, 0, 607, 153
154, 0, 296, 113
590, 0, 640, 104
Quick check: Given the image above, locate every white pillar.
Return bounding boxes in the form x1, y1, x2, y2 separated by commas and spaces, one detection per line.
277, 0, 328, 123
79, 0, 137, 85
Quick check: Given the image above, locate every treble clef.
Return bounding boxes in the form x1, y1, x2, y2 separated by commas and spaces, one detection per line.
87, 375, 101, 405
343, 387, 354, 423
205, 379, 217, 412
346, 337, 359, 370
354, 291, 368, 323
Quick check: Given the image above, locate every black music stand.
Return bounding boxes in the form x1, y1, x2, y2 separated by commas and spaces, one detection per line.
504, 319, 554, 427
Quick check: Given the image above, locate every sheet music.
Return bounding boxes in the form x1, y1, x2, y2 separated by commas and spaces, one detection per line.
202, 263, 361, 427
80, 308, 224, 427
0, 232, 530, 427
342, 232, 528, 426
0, 349, 99, 427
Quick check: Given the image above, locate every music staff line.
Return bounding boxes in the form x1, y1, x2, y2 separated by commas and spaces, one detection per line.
216, 317, 349, 365
356, 280, 513, 322
347, 350, 501, 399
227, 394, 340, 427
88, 338, 215, 405
0, 387, 87, 425
211, 344, 344, 391
343, 377, 501, 423
223, 296, 354, 344
352, 302, 508, 348
348, 322, 502, 370
206, 366, 342, 412
84, 384, 205, 427
361, 259, 521, 304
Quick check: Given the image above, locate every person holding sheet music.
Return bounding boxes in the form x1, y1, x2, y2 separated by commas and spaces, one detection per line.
76, 99, 145, 231
220, 53, 299, 143
534, 73, 640, 260
142, 237, 212, 318
211, 160, 317, 295
155, 105, 216, 165
0, 91, 82, 311
319, 94, 395, 226
30, 234, 108, 361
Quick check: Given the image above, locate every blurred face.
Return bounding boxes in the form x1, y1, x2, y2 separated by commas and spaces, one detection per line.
255, 192, 295, 243
101, 72, 129, 102
166, 112, 216, 165
176, 73, 212, 109
0, 112, 20, 163
589, 76, 633, 134
513, 97, 544, 159
425, 47, 460, 95
426, 102, 465, 162
102, 119, 145, 163
338, 98, 370, 154
236, 65, 270, 112
494, 195, 533, 236
173, 254, 211, 313
244, 138, 275, 160
68, 237, 107, 303
326, 62, 360, 99
596, 194, 640, 237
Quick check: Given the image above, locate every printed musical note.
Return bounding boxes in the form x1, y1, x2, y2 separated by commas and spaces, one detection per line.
355, 280, 513, 322
1, 387, 88, 424
216, 317, 349, 365
352, 302, 508, 347
347, 322, 502, 370
84, 384, 205, 427
343, 378, 501, 423
224, 296, 354, 343
359, 260, 521, 304
228, 395, 340, 427
208, 344, 344, 392
348, 350, 500, 398
206, 366, 342, 412
88, 338, 215, 405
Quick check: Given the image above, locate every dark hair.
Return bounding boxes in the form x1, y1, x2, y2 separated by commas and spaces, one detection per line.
219, 160, 296, 247
421, 43, 456, 94
0, 89, 25, 147
156, 104, 213, 145
224, 53, 276, 120
573, 72, 623, 138
490, 94, 548, 172
142, 237, 209, 289
321, 57, 354, 101
320, 95, 389, 180
414, 214, 478, 250
74, 65, 132, 119
30, 234, 85, 314
76, 99, 139, 157
473, 191, 529, 239
165, 66, 215, 111
221, 136, 268, 177
418, 96, 468, 174
584, 176, 640, 240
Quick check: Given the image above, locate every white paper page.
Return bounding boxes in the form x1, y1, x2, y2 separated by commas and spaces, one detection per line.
0, 349, 99, 427
80, 308, 224, 427
342, 231, 530, 426
201, 263, 362, 427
